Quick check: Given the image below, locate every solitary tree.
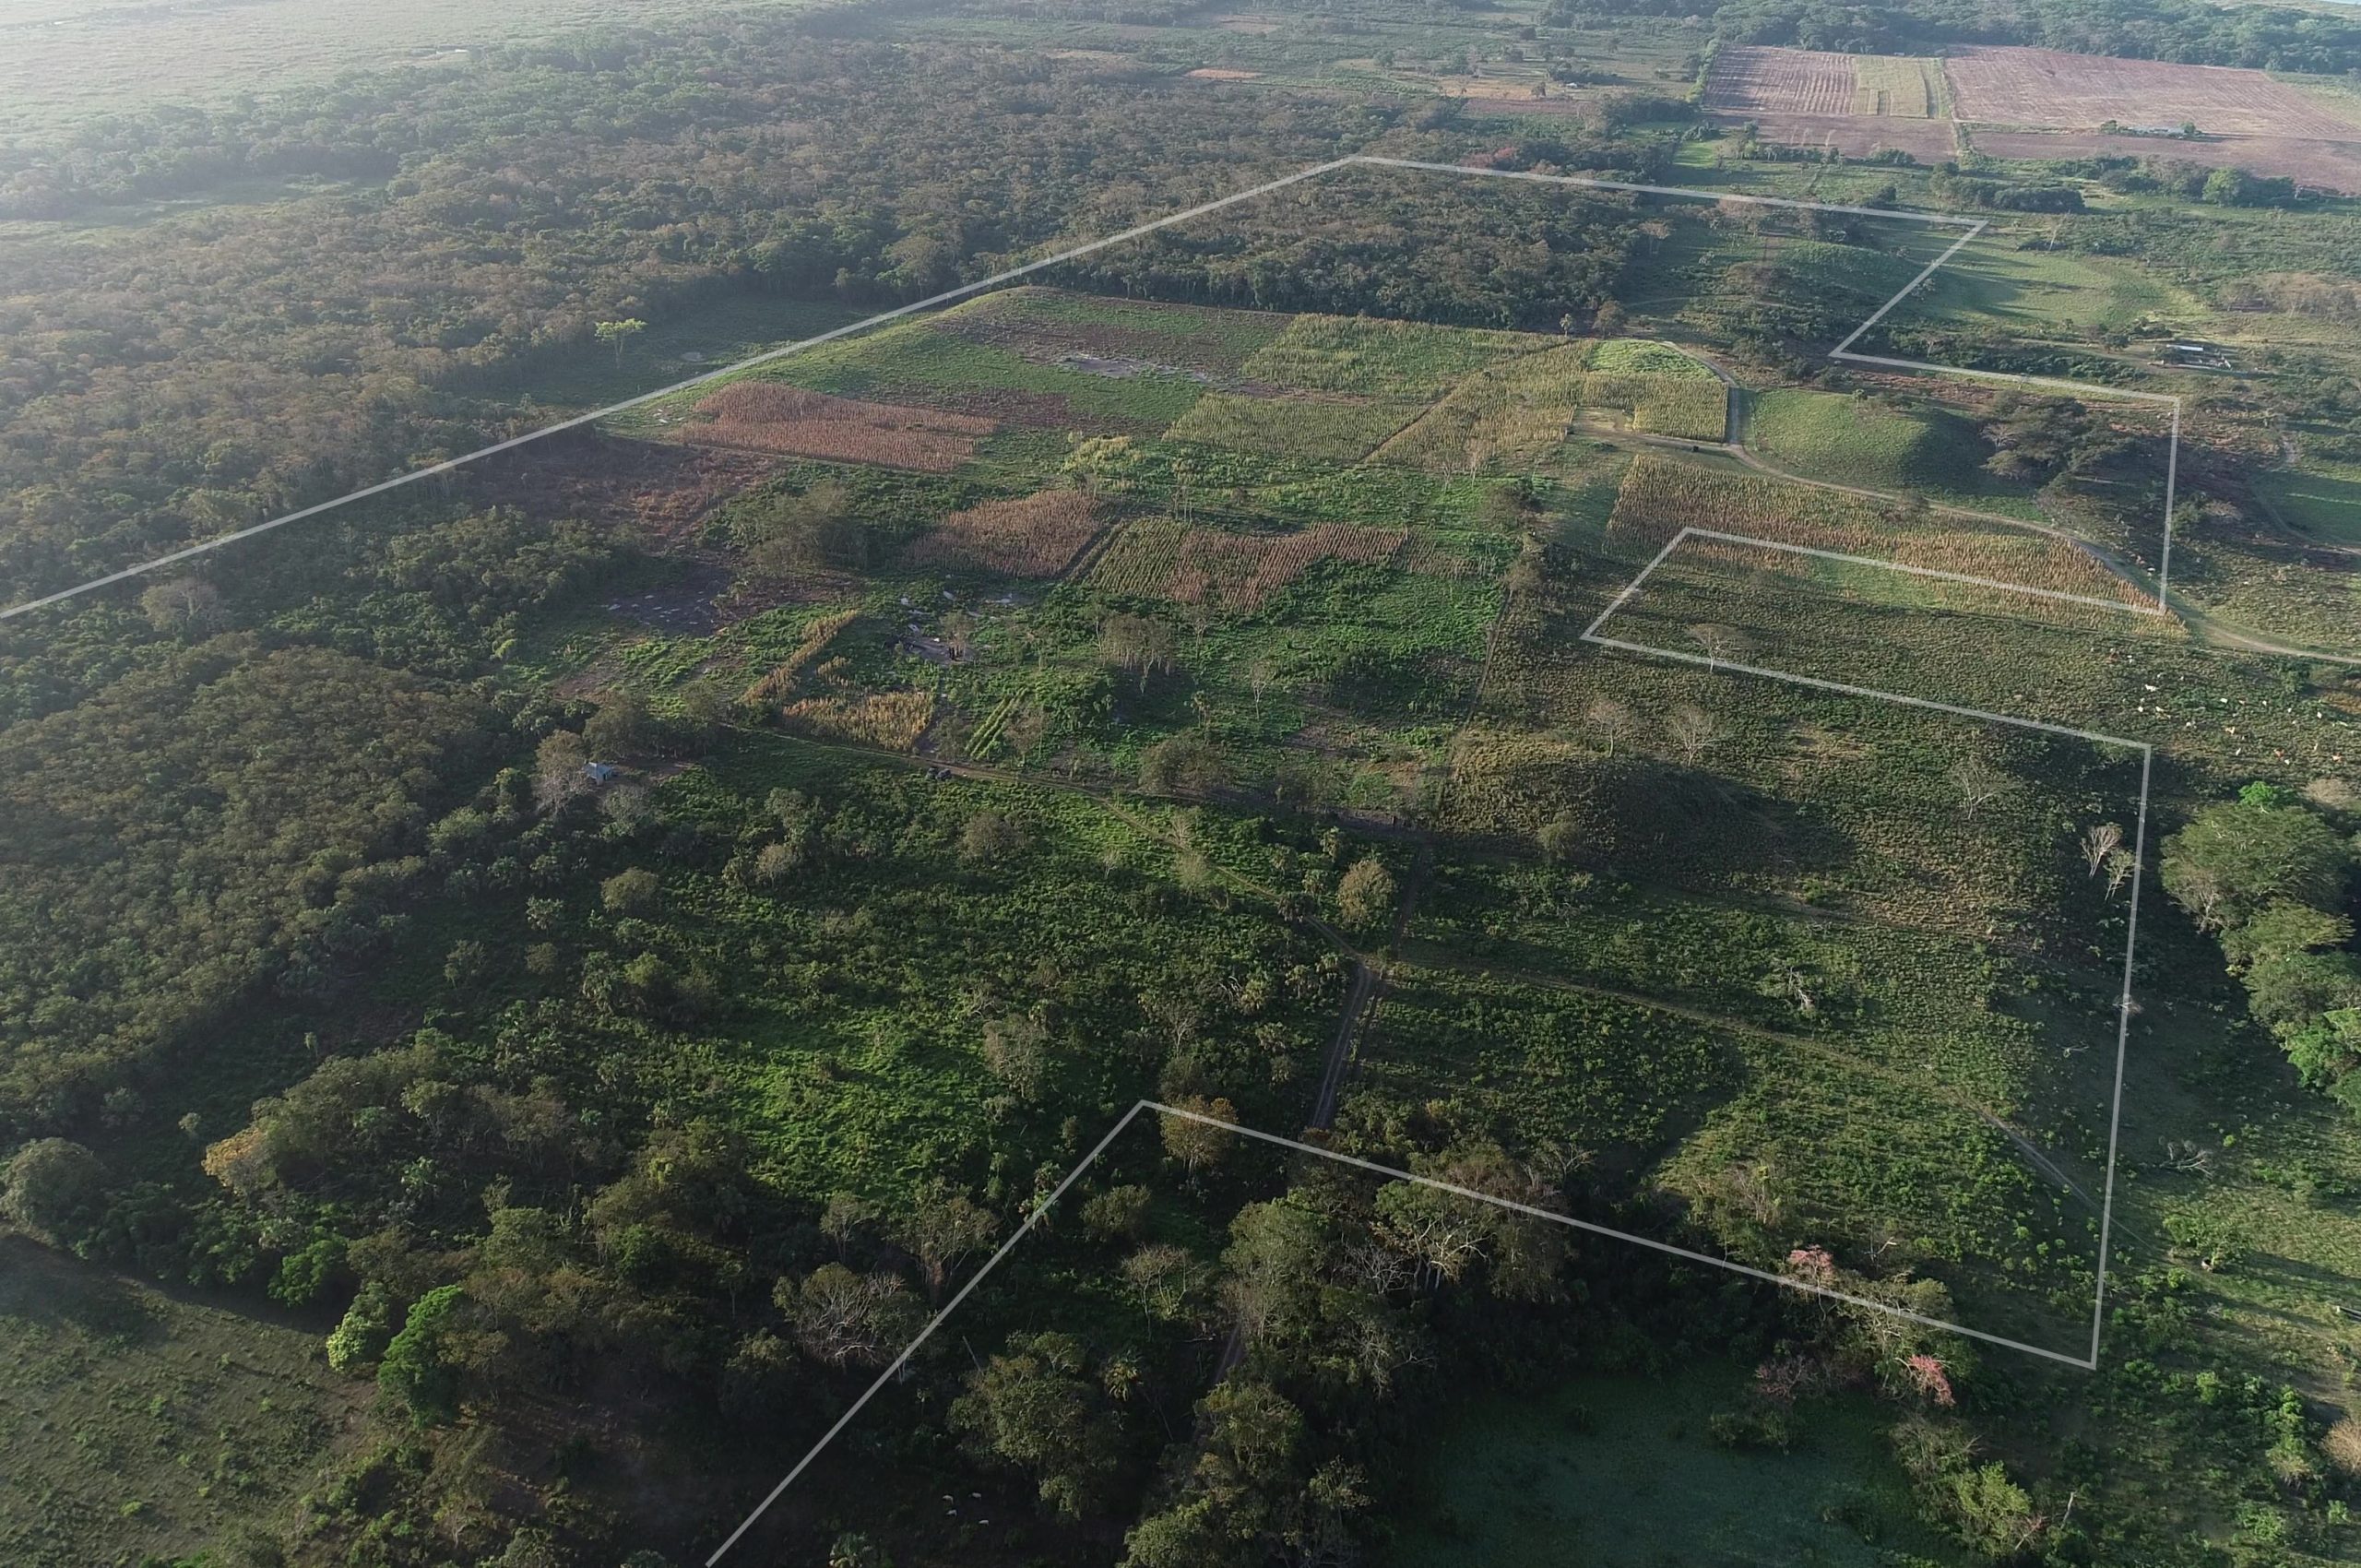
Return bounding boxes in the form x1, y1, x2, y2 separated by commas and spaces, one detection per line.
898, 1182, 998, 1301
1688, 623, 1749, 672
2082, 822, 2124, 877
593, 317, 647, 364
1336, 854, 1396, 932
1585, 696, 1637, 757
1160, 1096, 1238, 1177
1949, 754, 2009, 820
1, 1137, 107, 1246
1667, 703, 1723, 764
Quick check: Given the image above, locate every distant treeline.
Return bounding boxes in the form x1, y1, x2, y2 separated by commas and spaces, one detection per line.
1548, 0, 2361, 75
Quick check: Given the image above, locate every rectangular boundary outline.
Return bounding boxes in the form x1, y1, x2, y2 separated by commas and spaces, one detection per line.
1581, 523, 2153, 1378
1, 152, 2183, 624
0, 148, 2181, 1551
705, 1097, 2113, 1564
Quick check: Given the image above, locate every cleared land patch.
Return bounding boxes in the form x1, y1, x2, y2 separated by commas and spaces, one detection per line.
1240, 313, 1551, 399
682, 384, 994, 470
1087, 517, 1406, 612
1943, 45, 2361, 138
1704, 46, 1860, 117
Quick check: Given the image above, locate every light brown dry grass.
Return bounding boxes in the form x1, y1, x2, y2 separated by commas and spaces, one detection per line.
683, 384, 993, 471
778, 690, 935, 751
907, 490, 1102, 577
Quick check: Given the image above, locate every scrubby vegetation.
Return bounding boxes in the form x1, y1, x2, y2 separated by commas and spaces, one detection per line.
9, 0, 2361, 1564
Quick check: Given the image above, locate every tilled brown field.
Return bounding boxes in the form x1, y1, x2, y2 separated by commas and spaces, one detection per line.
1945, 46, 2361, 138
1703, 45, 1858, 116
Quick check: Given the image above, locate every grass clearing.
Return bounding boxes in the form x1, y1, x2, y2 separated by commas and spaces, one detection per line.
1166, 390, 1424, 463
1240, 314, 1552, 398
1746, 387, 1999, 497
1388, 1362, 1972, 1568
0, 1241, 354, 1568
2252, 462, 2361, 547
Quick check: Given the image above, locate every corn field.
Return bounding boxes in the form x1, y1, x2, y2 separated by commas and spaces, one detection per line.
741, 608, 860, 707
905, 490, 1101, 577
777, 690, 936, 751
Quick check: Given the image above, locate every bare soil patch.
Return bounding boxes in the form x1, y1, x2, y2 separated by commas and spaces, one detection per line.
1974, 128, 2361, 194
1945, 46, 2361, 138
680, 384, 993, 471
1185, 66, 1262, 80
1704, 46, 1859, 116
906, 490, 1104, 577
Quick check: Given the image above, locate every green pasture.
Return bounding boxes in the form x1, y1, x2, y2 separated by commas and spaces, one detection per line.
0, 1241, 352, 1568
1905, 232, 2203, 335
1743, 387, 2006, 501
2253, 463, 2361, 548
1387, 1362, 1972, 1568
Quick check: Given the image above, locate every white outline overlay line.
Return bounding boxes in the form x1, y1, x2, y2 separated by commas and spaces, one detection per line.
3, 154, 2190, 624
706, 1099, 2099, 1562
1675, 525, 2157, 616
1581, 524, 2153, 1374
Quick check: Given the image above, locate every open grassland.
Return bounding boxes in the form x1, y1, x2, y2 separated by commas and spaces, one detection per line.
656, 317, 1207, 438
0, 1241, 354, 1568
1371, 341, 1726, 469
1240, 314, 1552, 399
1165, 390, 1425, 463
1743, 388, 2029, 506
1390, 1364, 1970, 1568
940, 287, 1288, 374
1344, 967, 1739, 1163
2252, 463, 2361, 548
1901, 232, 2195, 335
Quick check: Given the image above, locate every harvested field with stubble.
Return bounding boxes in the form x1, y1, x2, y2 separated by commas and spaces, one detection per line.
1089, 517, 1405, 612
1944, 46, 2361, 137
1704, 46, 1859, 116
906, 490, 1102, 577
1606, 457, 2148, 608
681, 384, 993, 470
